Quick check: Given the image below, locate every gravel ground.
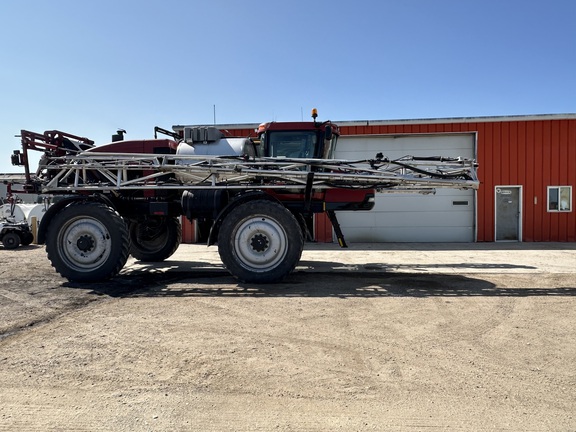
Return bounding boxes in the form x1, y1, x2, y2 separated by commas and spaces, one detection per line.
0, 242, 575, 431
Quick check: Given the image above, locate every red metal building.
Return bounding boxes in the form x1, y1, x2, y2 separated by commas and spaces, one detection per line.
182, 114, 576, 243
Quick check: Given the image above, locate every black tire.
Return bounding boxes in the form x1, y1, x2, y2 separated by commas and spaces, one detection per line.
21, 231, 34, 246
218, 200, 303, 283
45, 202, 130, 282
129, 217, 181, 262
2, 232, 21, 249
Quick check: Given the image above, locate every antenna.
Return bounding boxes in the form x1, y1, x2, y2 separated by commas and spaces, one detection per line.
213, 105, 216, 125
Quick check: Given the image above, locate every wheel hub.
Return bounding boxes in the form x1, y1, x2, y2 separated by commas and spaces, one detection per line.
250, 233, 269, 252
76, 234, 95, 252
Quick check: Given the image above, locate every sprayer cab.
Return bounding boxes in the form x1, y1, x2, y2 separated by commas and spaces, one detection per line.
257, 111, 339, 160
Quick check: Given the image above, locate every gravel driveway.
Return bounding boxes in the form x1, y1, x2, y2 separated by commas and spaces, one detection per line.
1, 242, 575, 431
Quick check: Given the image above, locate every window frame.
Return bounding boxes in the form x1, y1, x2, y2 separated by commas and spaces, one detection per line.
547, 186, 572, 212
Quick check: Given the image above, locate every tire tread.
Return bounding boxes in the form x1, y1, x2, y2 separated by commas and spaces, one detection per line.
46, 201, 130, 281
218, 199, 303, 283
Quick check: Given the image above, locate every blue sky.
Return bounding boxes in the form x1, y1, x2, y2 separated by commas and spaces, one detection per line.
1, 0, 575, 174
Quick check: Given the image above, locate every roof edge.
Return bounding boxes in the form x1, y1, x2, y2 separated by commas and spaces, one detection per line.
337, 113, 576, 127
174, 113, 576, 131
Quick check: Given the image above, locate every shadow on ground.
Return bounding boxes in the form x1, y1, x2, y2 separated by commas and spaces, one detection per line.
63, 259, 576, 299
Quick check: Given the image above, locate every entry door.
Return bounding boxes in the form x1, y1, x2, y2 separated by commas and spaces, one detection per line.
495, 186, 522, 241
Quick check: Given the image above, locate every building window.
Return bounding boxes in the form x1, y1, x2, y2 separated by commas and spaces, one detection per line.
547, 186, 572, 212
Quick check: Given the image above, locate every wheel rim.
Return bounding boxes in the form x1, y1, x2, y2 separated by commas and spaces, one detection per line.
234, 215, 288, 271
57, 216, 112, 272
133, 220, 169, 250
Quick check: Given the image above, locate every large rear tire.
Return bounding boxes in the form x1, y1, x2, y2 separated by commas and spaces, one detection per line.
46, 202, 130, 282
129, 217, 181, 262
218, 200, 303, 283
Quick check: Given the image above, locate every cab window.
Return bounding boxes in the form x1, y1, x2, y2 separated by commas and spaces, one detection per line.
268, 131, 317, 158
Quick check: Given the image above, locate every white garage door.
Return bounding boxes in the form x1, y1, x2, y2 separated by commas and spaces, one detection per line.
333, 133, 476, 242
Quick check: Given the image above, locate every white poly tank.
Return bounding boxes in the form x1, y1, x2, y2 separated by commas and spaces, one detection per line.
0, 203, 47, 224
176, 137, 253, 158
0, 204, 26, 222
25, 204, 48, 224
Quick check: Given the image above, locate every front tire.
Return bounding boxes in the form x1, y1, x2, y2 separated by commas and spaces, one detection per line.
129, 217, 181, 262
218, 200, 303, 283
46, 202, 130, 282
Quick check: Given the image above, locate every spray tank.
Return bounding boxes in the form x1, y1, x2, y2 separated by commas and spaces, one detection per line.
176, 127, 257, 159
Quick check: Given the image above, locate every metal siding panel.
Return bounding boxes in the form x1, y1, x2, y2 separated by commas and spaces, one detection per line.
561, 120, 575, 241
569, 121, 576, 241
314, 213, 332, 242
543, 121, 553, 241
181, 218, 195, 243
550, 122, 561, 240
480, 122, 494, 241
501, 122, 510, 185
517, 122, 534, 241
558, 121, 569, 184
533, 121, 545, 240
543, 121, 552, 184
551, 122, 561, 183
556, 121, 567, 241
558, 120, 575, 241
509, 122, 519, 184
525, 121, 536, 241
226, 128, 254, 137
515, 122, 525, 185
492, 122, 502, 184
500, 122, 516, 184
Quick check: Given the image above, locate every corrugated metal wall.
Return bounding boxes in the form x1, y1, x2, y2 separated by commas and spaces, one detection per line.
187, 117, 576, 243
